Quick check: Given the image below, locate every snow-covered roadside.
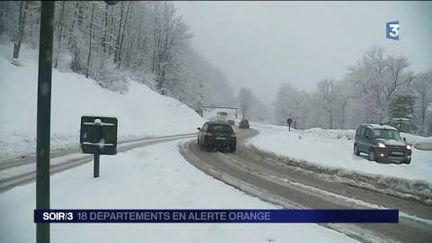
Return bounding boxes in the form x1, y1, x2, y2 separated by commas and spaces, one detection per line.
0, 43, 204, 160
247, 123, 432, 186
0, 139, 357, 243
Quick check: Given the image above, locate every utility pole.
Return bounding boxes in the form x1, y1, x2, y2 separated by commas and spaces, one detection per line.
36, 1, 54, 243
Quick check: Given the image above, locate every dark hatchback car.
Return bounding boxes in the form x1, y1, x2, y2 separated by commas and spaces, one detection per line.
197, 122, 237, 152
354, 124, 412, 164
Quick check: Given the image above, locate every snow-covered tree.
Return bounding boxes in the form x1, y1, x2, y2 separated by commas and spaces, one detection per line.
273, 83, 306, 126
413, 70, 432, 135
12, 1, 29, 59
389, 95, 416, 119
347, 47, 414, 123
272, 46, 422, 132
317, 79, 339, 129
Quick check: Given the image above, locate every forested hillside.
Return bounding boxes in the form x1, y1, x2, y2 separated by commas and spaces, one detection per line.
0, 1, 235, 109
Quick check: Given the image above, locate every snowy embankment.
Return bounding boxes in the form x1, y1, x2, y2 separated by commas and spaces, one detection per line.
0, 140, 357, 243
0, 43, 204, 160
247, 123, 432, 201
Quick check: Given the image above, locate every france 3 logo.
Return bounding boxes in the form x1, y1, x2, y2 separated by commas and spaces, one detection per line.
386, 20, 400, 41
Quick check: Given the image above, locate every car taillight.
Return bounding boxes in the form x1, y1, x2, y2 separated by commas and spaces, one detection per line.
205, 132, 213, 137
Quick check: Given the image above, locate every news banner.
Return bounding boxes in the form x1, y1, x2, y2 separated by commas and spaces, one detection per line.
35, 209, 399, 223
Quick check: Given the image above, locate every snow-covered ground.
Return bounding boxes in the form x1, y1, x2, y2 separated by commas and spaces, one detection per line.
401, 132, 432, 144
0, 43, 204, 160
248, 123, 432, 185
0, 139, 357, 243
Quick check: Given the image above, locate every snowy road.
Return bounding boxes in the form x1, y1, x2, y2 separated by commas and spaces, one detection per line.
0, 135, 358, 243
0, 133, 196, 192
180, 129, 432, 243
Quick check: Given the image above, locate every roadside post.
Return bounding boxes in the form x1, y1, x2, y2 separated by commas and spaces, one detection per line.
287, 118, 293, 131
34, 2, 116, 243
80, 116, 118, 178
36, 2, 54, 243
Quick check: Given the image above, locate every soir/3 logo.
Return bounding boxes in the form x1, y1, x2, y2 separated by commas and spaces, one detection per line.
386, 20, 400, 40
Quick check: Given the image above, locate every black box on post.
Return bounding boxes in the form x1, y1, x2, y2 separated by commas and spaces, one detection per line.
80, 116, 118, 155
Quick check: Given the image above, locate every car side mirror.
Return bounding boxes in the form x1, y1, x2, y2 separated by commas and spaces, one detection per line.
403, 137, 406, 142
197, 127, 201, 131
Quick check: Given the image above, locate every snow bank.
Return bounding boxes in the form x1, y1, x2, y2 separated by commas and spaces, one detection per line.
0, 43, 204, 159
400, 132, 432, 150
399, 132, 432, 144
247, 123, 432, 198
0, 140, 357, 243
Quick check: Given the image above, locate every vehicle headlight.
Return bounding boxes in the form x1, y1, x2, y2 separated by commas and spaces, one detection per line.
377, 143, 386, 148
406, 145, 412, 150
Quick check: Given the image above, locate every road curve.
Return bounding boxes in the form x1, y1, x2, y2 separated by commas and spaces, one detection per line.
179, 128, 432, 243
0, 133, 197, 193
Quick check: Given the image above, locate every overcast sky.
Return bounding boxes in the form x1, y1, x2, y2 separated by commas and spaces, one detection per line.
175, 1, 432, 105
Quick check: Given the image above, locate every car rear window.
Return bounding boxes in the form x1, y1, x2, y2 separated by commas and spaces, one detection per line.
208, 124, 233, 133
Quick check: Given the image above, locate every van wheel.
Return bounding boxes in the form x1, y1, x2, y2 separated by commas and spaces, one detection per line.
368, 148, 376, 161
354, 144, 360, 156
